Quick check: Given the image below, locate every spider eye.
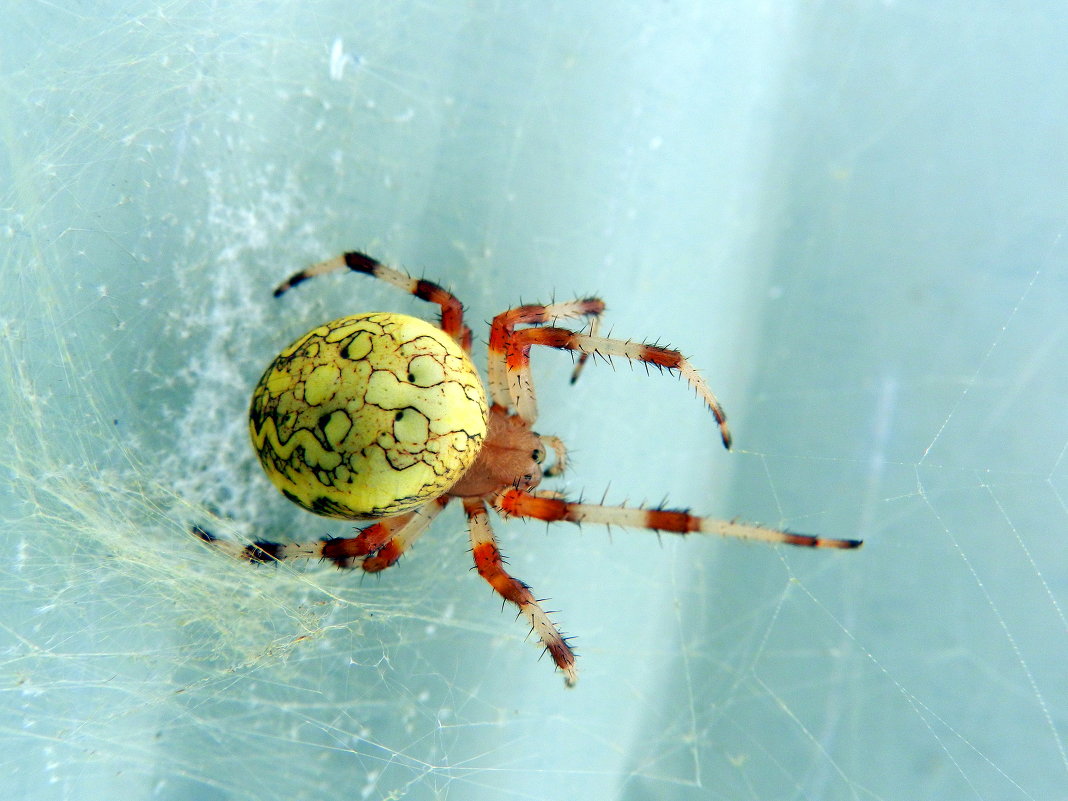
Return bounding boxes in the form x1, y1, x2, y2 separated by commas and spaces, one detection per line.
531, 448, 544, 464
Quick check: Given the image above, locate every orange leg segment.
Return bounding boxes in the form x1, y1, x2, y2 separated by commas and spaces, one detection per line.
493, 488, 863, 549
273, 251, 472, 350
497, 324, 732, 448
462, 498, 578, 686
487, 299, 605, 415
194, 496, 451, 572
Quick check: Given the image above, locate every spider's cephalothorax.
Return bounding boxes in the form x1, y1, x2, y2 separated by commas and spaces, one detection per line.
198, 251, 862, 686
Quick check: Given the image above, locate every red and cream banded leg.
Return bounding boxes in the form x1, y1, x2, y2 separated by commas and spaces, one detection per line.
193, 496, 451, 571
487, 299, 606, 414
462, 497, 578, 686
494, 323, 733, 449
273, 251, 473, 351
492, 488, 863, 549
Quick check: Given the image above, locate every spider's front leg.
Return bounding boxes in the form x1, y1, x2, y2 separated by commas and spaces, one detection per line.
493, 488, 863, 549
487, 299, 606, 418
491, 318, 732, 448
193, 496, 450, 572
462, 498, 578, 687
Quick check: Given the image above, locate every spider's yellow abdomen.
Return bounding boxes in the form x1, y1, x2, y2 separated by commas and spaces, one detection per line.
250, 312, 488, 520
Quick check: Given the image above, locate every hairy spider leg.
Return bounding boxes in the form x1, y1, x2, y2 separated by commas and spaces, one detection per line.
359, 496, 451, 571
194, 496, 450, 571
497, 324, 733, 448
488, 299, 606, 412
462, 497, 578, 687
493, 488, 864, 549
273, 251, 472, 350
568, 304, 603, 385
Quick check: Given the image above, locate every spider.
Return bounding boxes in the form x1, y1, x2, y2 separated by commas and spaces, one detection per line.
196, 251, 862, 686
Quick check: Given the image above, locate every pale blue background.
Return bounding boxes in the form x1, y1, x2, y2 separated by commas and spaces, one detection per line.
2, 3, 1066, 800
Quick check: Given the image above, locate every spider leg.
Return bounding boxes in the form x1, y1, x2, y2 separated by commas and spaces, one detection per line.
462, 497, 578, 686
273, 251, 472, 350
569, 311, 601, 385
193, 496, 450, 571
488, 299, 605, 413
493, 488, 863, 549
342, 496, 451, 571
503, 325, 732, 448
527, 489, 567, 500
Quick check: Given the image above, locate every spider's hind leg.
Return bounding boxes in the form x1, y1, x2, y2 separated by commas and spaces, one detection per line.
273, 252, 472, 349
192, 525, 320, 564
193, 496, 450, 572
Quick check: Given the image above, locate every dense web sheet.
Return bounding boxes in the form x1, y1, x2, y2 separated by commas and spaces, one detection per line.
3, 3, 1067, 800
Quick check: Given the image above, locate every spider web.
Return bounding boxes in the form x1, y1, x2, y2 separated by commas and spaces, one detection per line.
3, 2, 1067, 800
